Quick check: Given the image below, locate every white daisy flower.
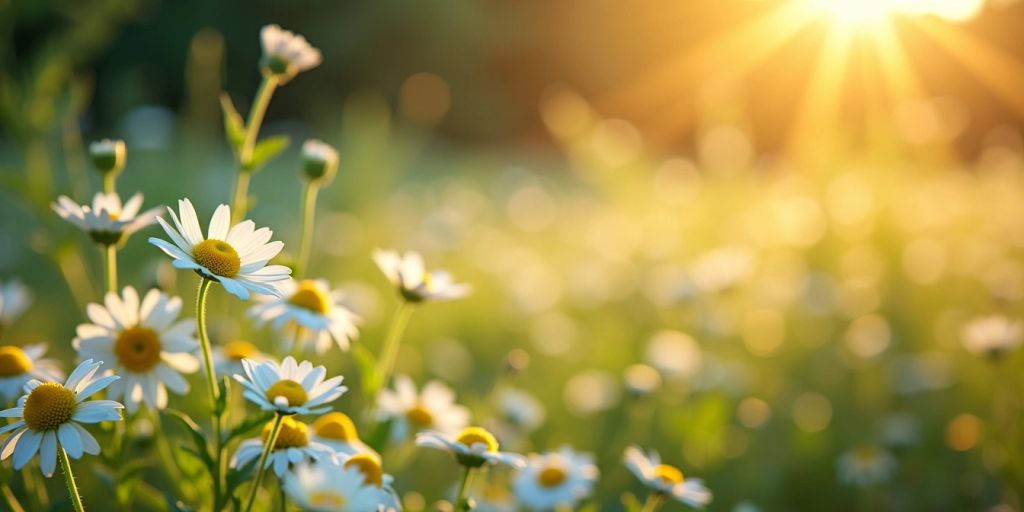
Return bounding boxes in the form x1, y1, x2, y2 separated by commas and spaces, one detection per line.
301, 139, 339, 184
52, 192, 160, 246
496, 388, 545, 433
231, 416, 336, 478
283, 460, 392, 512
961, 314, 1022, 359
836, 445, 897, 488
148, 198, 291, 300
0, 344, 63, 403
623, 446, 712, 508
73, 287, 200, 414
234, 356, 347, 415
260, 25, 321, 80
513, 447, 599, 511
372, 249, 470, 303
377, 375, 470, 440
0, 280, 32, 328
212, 340, 271, 378
340, 453, 403, 511
416, 426, 526, 469
0, 359, 122, 476
311, 412, 378, 459
248, 279, 360, 354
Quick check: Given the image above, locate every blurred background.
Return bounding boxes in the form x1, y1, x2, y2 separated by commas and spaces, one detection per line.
3, 0, 1024, 510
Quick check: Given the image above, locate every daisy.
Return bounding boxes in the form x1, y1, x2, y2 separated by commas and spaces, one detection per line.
377, 375, 470, 440
260, 25, 321, 81
283, 461, 392, 512
341, 453, 403, 511
301, 139, 339, 184
836, 445, 897, 487
234, 356, 347, 415
496, 388, 545, 433
212, 339, 271, 378
0, 344, 63, 403
52, 192, 160, 246
89, 139, 126, 175
961, 314, 1022, 359
231, 416, 336, 477
513, 447, 599, 511
248, 279, 360, 354
148, 198, 291, 300
0, 280, 32, 329
0, 359, 122, 476
623, 446, 712, 508
372, 249, 471, 303
311, 412, 377, 459
73, 287, 200, 413
416, 426, 525, 469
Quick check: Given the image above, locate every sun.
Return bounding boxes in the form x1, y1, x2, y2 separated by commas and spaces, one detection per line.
810, 0, 897, 28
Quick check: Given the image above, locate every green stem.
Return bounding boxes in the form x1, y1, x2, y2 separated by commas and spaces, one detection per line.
371, 302, 415, 396
102, 244, 117, 296
640, 493, 664, 512
453, 466, 475, 511
295, 182, 320, 279
102, 173, 115, 195
230, 75, 279, 223
0, 481, 25, 512
244, 413, 284, 512
195, 278, 219, 406
58, 446, 85, 512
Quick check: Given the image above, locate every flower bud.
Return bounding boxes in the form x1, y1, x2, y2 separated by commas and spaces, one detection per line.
89, 139, 127, 176
301, 139, 339, 184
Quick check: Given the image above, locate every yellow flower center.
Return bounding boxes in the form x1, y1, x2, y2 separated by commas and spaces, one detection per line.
288, 280, 331, 314
23, 383, 76, 431
114, 326, 163, 373
265, 379, 308, 407
420, 272, 435, 291
344, 453, 384, 487
313, 412, 360, 441
309, 491, 347, 508
264, 416, 309, 449
406, 404, 434, 427
0, 346, 33, 377
192, 239, 241, 278
653, 464, 684, 486
224, 340, 259, 361
456, 427, 499, 452
538, 464, 567, 488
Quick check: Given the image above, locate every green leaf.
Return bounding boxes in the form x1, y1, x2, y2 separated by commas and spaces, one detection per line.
214, 377, 230, 417
245, 135, 290, 172
163, 409, 214, 472
226, 458, 258, 493
223, 411, 274, 445
220, 93, 245, 151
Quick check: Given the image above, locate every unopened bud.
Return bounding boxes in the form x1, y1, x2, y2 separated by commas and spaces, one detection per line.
301, 139, 339, 184
89, 139, 127, 176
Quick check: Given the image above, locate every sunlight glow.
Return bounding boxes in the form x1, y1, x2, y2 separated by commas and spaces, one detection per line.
807, 0, 985, 27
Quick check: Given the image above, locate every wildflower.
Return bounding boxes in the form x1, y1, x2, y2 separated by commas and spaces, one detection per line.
73, 287, 199, 413
513, 447, 599, 510
961, 314, 1022, 359
341, 453, 403, 511
212, 340, 271, 377
234, 356, 347, 415
89, 139, 126, 176
372, 249, 470, 303
495, 388, 545, 433
52, 192, 160, 246
301, 139, 339, 184
623, 446, 712, 508
231, 416, 336, 477
148, 198, 291, 300
0, 280, 32, 330
283, 461, 392, 511
311, 412, 377, 459
248, 279, 360, 354
0, 344, 63, 403
260, 25, 321, 82
416, 426, 525, 469
377, 375, 470, 440
836, 445, 897, 487
0, 359, 122, 476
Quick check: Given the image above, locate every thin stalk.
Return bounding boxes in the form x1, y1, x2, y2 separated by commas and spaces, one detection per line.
58, 446, 85, 512
102, 244, 117, 296
295, 181, 320, 278
102, 173, 115, 195
640, 493, 664, 512
151, 409, 191, 501
371, 302, 415, 396
0, 481, 25, 512
230, 75, 279, 223
195, 278, 219, 405
453, 466, 475, 512
244, 413, 284, 512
